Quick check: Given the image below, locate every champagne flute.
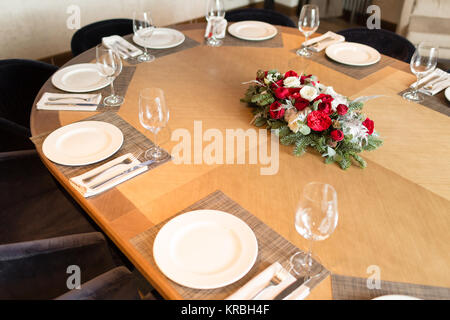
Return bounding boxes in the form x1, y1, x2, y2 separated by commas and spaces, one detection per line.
403, 42, 439, 102
96, 45, 123, 107
205, 0, 225, 47
139, 88, 170, 162
297, 4, 320, 57
290, 182, 338, 279
133, 11, 156, 63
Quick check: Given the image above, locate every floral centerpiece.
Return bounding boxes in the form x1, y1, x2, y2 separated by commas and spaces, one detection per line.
241, 69, 383, 169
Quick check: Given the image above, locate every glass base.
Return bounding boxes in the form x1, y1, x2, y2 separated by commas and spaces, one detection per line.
103, 95, 124, 107
402, 90, 424, 102
289, 251, 324, 279
206, 37, 223, 47
144, 147, 170, 162
296, 47, 312, 58
137, 53, 155, 63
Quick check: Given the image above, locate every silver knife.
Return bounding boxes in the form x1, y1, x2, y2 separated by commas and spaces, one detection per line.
89, 159, 155, 189
273, 276, 309, 300
44, 102, 104, 107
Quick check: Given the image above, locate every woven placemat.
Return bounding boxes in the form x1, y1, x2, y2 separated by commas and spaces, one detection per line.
30, 111, 170, 179
397, 89, 449, 117
130, 190, 329, 300
123, 34, 200, 64
45, 66, 136, 112
298, 51, 395, 80
332, 274, 450, 300
222, 27, 284, 48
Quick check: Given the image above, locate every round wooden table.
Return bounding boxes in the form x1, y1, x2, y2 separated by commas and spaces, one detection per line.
31, 24, 450, 300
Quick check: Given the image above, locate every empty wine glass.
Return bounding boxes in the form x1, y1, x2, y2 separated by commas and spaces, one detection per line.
290, 182, 338, 279
297, 4, 320, 57
96, 45, 123, 107
133, 11, 156, 63
403, 42, 439, 102
205, 0, 225, 47
139, 88, 170, 162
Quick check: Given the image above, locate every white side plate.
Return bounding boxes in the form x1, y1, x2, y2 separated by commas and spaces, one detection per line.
133, 28, 185, 49
325, 42, 381, 66
51, 63, 111, 93
445, 86, 450, 102
228, 21, 278, 41
42, 121, 123, 166
153, 210, 258, 289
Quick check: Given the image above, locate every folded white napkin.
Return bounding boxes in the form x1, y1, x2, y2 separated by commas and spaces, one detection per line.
70, 153, 147, 198
36, 93, 102, 111
226, 262, 310, 300
303, 31, 345, 52
204, 18, 227, 39
410, 68, 450, 96
102, 35, 143, 59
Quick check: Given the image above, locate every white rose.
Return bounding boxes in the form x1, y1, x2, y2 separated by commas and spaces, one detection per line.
283, 76, 301, 88
299, 86, 318, 101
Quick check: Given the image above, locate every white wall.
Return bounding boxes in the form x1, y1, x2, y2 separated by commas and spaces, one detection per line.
0, 0, 263, 60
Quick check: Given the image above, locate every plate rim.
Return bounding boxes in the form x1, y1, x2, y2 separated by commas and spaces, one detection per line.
228, 20, 278, 41
445, 86, 450, 102
42, 120, 123, 166
132, 27, 185, 49
51, 63, 111, 93
153, 209, 258, 289
325, 42, 381, 66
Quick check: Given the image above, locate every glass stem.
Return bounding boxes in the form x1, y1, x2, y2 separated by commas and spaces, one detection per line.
109, 78, 115, 97
144, 46, 148, 56
304, 34, 309, 50
211, 19, 217, 42
306, 236, 314, 278
413, 74, 422, 95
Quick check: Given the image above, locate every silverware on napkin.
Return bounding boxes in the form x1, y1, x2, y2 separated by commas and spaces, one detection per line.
273, 276, 309, 300
304, 36, 333, 48
90, 159, 155, 189
82, 155, 136, 184
44, 102, 105, 107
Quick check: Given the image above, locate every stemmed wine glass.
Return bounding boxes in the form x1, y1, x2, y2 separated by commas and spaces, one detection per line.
403, 42, 439, 102
297, 4, 320, 57
290, 182, 338, 279
205, 0, 225, 47
139, 88, 170, 162
133, 11, 156, 63
96, 45, 123, 107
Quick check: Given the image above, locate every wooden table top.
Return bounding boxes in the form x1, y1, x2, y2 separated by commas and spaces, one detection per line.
30, 24, 450, 300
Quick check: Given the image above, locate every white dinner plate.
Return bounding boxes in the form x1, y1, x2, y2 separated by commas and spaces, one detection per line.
445, 87, 450, 102
132, 28, 185, 49
325, 42, 381, 66
372, 295, 421, 300
42, 121, 123, 166
228, 21, 278, 41
153, 210, 258, 289
51, 63, 111, 93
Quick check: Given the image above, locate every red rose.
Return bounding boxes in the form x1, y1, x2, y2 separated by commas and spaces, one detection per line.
336, 104, 348, 115
274, 87, 290, 99
290, 92, 301, 100
314, 94, 334, 115
307, 111, 332, 131
284, 70, 298, 78
294, 98, 310, 111
330, 129, 344, 141
288, 87, 301, 95
269, 101, 285, 120
362, 118, 374, 135
270, 79, 284, 89
300, 74, 312, 84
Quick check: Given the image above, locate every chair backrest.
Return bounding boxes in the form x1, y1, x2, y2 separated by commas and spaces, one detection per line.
336, 27, 416, 63
71, 19, 133, 57
0, 59, 57, 130
225, 8, 296, 28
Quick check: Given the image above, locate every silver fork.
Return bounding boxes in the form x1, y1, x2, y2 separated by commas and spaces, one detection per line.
48, 93, 100, 102
82, 154, 137, 184
304, 36, 333, 49
424, 76, 448, 90
253, 267, 288, 299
